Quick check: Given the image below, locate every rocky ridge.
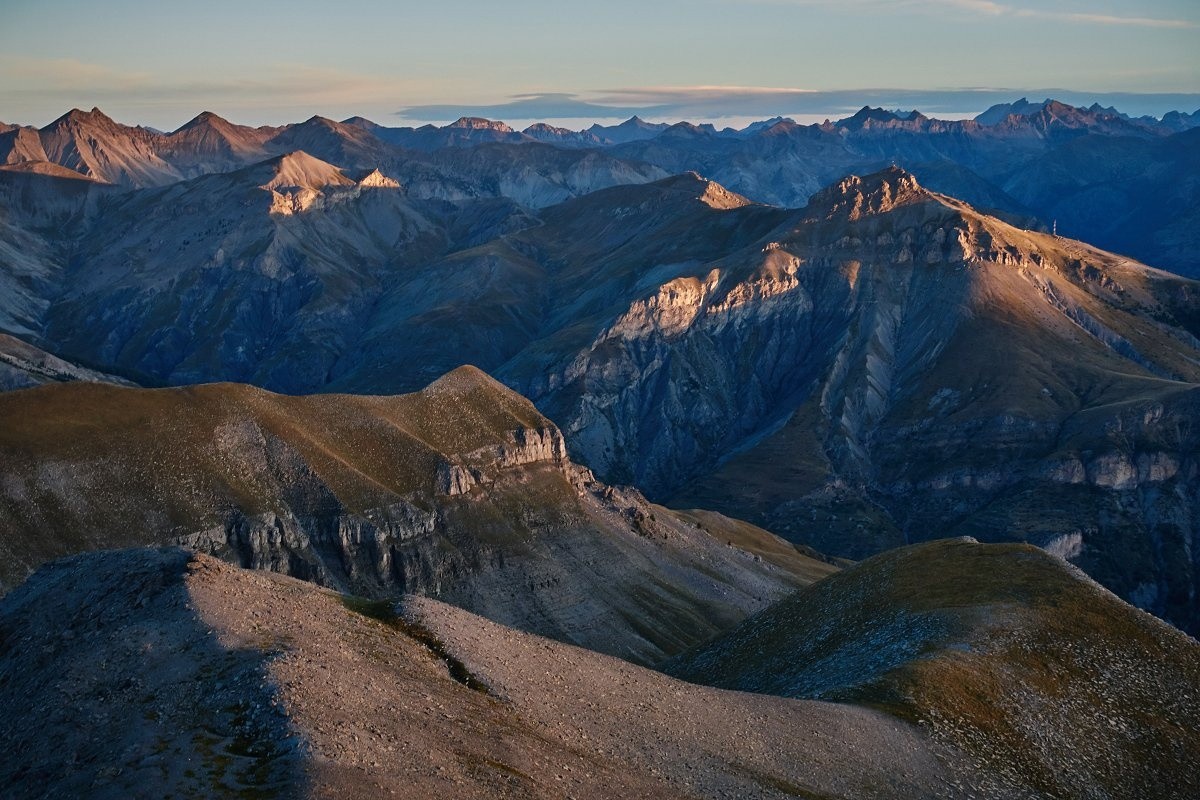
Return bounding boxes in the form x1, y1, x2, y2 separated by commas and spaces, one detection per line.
0, 366, 832, 664
484, 167, 1200, 633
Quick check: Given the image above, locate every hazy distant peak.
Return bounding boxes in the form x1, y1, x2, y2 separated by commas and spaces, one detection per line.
662, 121, 717, 138
340, 115, 380, 129
177, 110, 229, 129
447, 117, 514, 133
974, 97, 1045, 125
585, 115, 671, 143
838, 105, 903, 128
523, 122, 574, 135
740, 116, 795, 136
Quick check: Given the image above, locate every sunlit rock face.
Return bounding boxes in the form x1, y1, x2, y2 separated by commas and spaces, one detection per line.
498, 169, 1200, 634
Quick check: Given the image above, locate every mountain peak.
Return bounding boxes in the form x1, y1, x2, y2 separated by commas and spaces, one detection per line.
805, 166, 929, 219
839, 106, 902, 129
50, 107, 116, 128
974, 97, 1045, 125
176, 111, 231, 131
447, 117, 514, 133
352, 167, 401, 189
658, 171, 752, 209
523, 122, 571, 135
295, 115, 346, 132
192, 110, 222, 122
416, 365, 550, 434
422, 364, 506, 395
258, 150, 353, 192
341, 115, 380, 129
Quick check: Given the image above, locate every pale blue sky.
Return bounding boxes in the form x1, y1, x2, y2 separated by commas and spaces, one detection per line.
1, 0, 1197, 129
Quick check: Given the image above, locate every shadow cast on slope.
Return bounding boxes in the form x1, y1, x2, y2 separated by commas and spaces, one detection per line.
0, 547, 308, 800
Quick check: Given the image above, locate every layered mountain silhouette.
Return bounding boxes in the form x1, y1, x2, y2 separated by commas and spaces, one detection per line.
2, 99, 1196, 270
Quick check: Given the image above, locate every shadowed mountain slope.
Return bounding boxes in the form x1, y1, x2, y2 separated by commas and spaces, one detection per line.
0, 333, 133, 390
0, 366, 832, 664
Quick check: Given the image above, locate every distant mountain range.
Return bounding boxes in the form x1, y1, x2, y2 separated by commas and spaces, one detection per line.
2, 97, 1197, 276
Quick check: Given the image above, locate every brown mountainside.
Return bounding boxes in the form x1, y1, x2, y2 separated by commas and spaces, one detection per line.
0, 366, 832, 664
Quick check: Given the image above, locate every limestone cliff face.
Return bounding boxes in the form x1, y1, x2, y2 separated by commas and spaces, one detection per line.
513, 169, 1200, 633
176, 422, 574, 598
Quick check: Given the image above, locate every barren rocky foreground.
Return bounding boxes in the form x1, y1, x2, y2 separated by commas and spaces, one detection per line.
3, 541, 1197, 799
1, 547, 971, 800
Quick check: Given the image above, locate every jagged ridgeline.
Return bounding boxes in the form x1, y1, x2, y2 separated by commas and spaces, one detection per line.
0, 366, 834, 665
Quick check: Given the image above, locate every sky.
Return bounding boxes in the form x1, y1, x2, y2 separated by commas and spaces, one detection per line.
1, 0, 1197, 130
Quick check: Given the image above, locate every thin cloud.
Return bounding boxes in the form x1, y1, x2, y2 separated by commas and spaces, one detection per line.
0, 57, 153, 91
596, 86, 819, 99
0, 58, 438, 127
1026, 11, 1195, 29
398, 87, 1200, 124
746, 0, 1198, 28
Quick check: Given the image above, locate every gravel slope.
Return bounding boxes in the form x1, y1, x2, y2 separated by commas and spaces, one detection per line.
0, 547, 971, 799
